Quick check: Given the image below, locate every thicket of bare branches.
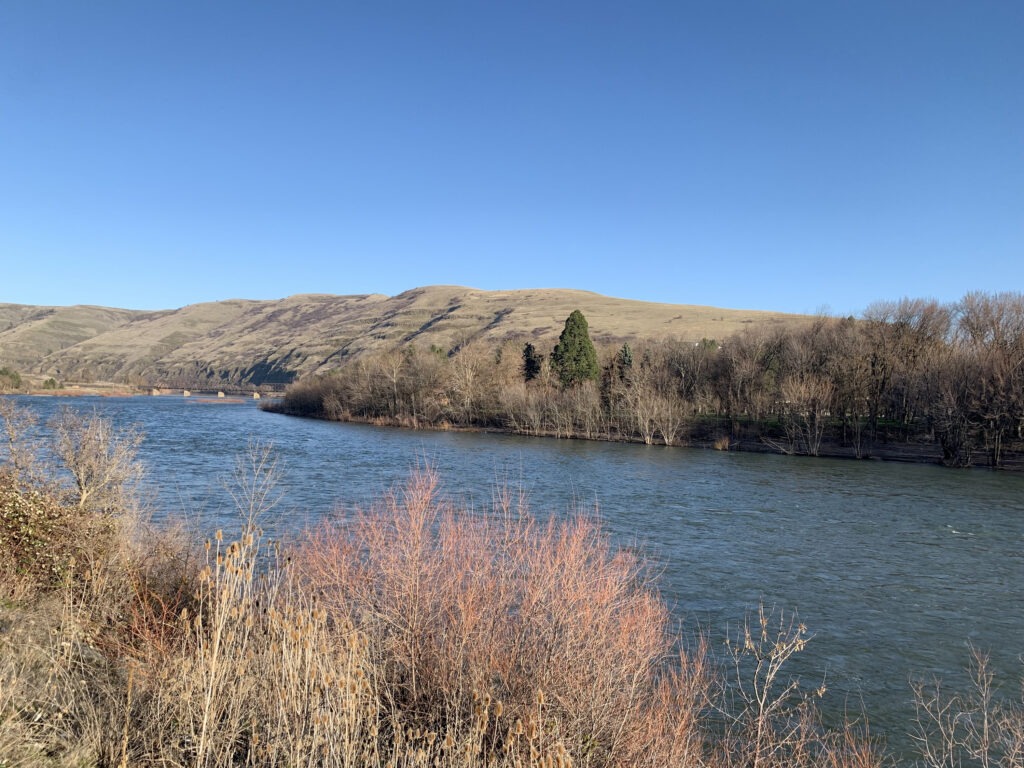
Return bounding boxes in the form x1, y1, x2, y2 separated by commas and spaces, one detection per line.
298, 469, 692, 766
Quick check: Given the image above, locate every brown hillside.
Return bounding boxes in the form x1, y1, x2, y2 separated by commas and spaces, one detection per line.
0, 287, 808, 387
0, 304, 146, 370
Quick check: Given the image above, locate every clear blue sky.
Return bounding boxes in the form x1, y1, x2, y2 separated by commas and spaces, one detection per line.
1, 2, 1021, 316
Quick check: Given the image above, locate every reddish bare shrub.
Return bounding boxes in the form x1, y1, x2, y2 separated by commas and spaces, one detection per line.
296, 468, 707, 767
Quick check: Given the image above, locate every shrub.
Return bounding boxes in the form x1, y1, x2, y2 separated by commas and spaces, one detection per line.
911, 646, 1024, 768
0, 404, 142, 596
296, 468, 708, 767
50, 406, 144, 514
0, 478, 103, 587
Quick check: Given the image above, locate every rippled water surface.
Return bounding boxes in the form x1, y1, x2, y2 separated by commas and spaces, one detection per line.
9, 395, 1024, 756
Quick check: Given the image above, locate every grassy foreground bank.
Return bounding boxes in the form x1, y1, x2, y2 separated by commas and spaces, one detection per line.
1, 401, 1021, 767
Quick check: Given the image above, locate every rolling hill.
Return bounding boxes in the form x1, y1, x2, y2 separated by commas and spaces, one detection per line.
0, 286, 809, 388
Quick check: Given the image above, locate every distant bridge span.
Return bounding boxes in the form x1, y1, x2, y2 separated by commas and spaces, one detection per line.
149, 385, 288, 398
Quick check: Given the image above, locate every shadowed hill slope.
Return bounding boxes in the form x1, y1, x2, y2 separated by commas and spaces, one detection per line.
0, 286, 809, 387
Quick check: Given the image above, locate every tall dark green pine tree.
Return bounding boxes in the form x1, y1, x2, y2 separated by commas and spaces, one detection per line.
551, 310, 599, 387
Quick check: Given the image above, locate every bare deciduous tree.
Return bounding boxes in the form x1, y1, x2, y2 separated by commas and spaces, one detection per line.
50, 407, 144, 514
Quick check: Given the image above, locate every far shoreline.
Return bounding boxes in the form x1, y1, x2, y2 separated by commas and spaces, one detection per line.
7, 388, 1021, 472
260, 402, 1024, 473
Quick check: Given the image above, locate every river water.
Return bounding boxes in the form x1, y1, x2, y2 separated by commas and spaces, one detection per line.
6, 395, 1024, 757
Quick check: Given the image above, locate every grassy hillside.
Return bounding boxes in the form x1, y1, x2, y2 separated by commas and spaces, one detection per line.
0, 304, 145, 371
0, 286, 809, 387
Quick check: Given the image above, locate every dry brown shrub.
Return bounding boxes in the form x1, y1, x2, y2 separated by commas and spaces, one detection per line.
117, 518, 199, 660
296, 467, 708, 767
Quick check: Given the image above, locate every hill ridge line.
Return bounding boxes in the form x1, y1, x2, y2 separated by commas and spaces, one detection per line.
0, 286, 809, 388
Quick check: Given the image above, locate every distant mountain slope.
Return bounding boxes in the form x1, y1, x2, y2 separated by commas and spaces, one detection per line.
0, 304, 147, 370
0, 286, 807, 387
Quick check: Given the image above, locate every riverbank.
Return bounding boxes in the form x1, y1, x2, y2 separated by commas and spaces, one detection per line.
261, 399, 1024, 471
23, 383, 144, 397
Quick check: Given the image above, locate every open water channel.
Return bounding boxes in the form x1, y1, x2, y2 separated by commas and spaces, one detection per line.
7, 394, 1024, 759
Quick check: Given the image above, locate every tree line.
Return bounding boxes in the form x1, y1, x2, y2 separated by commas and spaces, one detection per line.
268, 291, 1024, 468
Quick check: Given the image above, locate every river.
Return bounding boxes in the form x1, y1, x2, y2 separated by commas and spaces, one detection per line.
6, 394, 1023, 758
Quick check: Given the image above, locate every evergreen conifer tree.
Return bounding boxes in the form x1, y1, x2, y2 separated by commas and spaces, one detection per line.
551, 310, 599, 387
522, 342, 544, 382
615, 342, 633, 380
